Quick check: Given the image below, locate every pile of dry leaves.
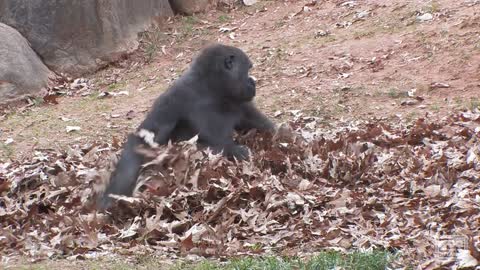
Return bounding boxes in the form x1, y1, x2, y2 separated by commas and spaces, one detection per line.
1, 111, 479, 268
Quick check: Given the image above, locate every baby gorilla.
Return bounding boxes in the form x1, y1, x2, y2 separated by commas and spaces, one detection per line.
98, 44, 275, 209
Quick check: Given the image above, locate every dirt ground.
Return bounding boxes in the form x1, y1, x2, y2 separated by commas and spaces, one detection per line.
1, 0, 479, 162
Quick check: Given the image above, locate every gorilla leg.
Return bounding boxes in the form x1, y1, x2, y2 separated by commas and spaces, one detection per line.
98, 104, 178, 209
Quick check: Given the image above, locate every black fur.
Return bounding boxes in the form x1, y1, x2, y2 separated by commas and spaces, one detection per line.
98, 44, 275, 209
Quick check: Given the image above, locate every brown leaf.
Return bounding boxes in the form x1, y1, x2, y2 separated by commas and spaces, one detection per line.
43, 94, 59, 104
181, 234, 194, 252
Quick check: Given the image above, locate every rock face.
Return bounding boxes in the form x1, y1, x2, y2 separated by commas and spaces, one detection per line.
169, 0, 211, 15
0, 0, 173, 76
0, 23, 52, 102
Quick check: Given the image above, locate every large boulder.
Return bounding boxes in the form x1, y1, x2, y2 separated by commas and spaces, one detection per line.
0, 0, 173, 76
0, 23, 52, 102
169, 0, 211, 15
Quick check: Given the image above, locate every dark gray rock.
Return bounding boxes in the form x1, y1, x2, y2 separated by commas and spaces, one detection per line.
0, 0, 173, 76
0, 23, 52, 102
169, 0, 211, 15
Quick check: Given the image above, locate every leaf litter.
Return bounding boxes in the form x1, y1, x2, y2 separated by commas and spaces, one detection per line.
1, 110, 479, 268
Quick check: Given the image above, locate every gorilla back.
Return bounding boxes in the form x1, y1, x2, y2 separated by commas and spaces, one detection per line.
98, 43, 275, 209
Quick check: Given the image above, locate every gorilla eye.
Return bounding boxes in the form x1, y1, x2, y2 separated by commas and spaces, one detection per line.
224, 55, 235, 70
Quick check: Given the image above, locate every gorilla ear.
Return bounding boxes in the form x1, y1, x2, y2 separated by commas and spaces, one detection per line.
224, 55, 235, 70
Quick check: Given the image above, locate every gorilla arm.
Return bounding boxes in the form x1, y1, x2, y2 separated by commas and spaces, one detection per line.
187, 102, 250, 160
237, 102, 276, 133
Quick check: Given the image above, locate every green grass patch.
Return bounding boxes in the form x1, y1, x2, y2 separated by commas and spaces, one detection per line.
139, 26, 169, 62
107, 82, 126, 90
0, 142, 14, 160
424, 1, 441, 13
173, 250, 393, 270
181, 16, 199, 36
474, 41, 480, 50
314, 35, 337, 45
452, 97, 480, 110
353, 29, 376, 39
6, 251, 395, 270
387, 88, 407, 99
218, 14, 231, 23
430, 104, 440, 111
469, 97, 480, 110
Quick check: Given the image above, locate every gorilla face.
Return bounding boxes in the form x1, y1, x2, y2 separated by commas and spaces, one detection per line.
223, 53, 256, 102
223, 49, 256, 102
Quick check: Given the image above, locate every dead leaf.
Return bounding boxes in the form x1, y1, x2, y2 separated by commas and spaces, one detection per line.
181, 234, 194, 252
66, 126, 81, 133
43, 94, 59, 104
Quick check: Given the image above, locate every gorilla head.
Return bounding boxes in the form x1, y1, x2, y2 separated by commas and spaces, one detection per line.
189, 44, 256, 102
